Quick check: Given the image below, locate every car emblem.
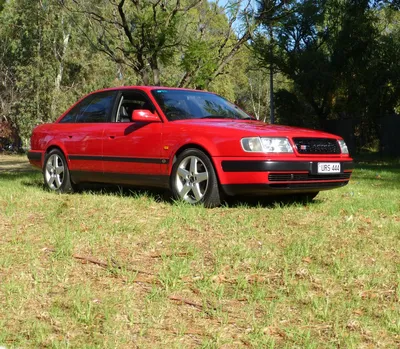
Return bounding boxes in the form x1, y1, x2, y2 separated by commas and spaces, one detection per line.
300, 145, 307, 150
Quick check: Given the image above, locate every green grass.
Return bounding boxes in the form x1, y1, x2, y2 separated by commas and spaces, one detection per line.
0, 154, 399, 348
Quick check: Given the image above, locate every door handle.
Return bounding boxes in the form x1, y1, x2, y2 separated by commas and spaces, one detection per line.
108, 135, 116, 139
68, 135, 73, 139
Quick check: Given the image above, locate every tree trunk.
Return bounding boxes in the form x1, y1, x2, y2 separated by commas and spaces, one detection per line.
55, 30, 70, 91
51, 15, 70, 119
150, 56, 160, 86
141, 69, 150, 85
179, 71, 192, 88
269, 26, 275, 124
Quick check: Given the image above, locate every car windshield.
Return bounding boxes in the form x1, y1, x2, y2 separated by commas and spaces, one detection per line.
151, 89, 253, 121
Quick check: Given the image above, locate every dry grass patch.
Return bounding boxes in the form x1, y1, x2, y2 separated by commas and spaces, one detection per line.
0, 154, 399, 348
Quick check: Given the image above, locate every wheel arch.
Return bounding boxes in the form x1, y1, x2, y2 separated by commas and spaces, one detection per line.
46, 145, 64, 155
43, 144, 73, 175
44, 143, 69, 161
170, 143, 222, 185
169, 143, 222, 207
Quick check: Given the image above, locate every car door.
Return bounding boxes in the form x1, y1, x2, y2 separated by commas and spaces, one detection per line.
101, 90, 167, 187
58, 90, 117, 176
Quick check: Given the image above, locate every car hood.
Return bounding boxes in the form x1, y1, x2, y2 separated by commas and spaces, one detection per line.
170, 119, 339, 138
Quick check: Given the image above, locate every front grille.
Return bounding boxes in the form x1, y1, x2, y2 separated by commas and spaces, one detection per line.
293, 138, 341, 154
269, 173, 351, 182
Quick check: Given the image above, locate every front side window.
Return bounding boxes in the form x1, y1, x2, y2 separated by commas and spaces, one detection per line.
59, 91, 117, 123
115, 92, 156, 123
151, 89, 253, 121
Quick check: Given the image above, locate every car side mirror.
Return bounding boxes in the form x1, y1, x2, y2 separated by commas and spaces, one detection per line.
131, 109, 161, 122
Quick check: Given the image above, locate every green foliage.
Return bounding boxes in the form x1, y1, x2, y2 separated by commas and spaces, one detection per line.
0, 0, 253, 144
0, 0, 122, 144
180, 38, 218, 88
1, 0, 400, 152
61, 0, 252, 94
274, 89, 315, 128
254, 0, 400, 149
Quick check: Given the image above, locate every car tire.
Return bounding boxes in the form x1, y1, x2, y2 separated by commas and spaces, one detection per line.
171, 148, 221, 208
43, 149, 74, 193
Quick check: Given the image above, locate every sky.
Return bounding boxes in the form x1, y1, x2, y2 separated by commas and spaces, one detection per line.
211, 0, 258, 9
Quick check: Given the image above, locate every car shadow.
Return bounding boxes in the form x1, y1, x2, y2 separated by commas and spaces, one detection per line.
16, 176, 320, 208
76, 183, 172, 203
222, 194, 323, 208
123, 122, 152, 135
71, 183, 321, 208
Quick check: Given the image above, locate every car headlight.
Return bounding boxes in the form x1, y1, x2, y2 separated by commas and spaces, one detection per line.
241, 137, 293, 153
241, 137, 263, 152
338, 140, 349, 154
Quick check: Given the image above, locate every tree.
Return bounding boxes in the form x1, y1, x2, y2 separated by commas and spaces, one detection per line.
253, 0, 400, 151
60, 0, 253, 89
255, 0, 338, 126
0, 0, 119, 144
178, 0, 254, 89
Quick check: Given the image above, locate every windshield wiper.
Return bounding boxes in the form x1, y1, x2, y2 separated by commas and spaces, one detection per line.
199, 115, 256, 120
199, 115, 232, 119
241, 116, 256, 120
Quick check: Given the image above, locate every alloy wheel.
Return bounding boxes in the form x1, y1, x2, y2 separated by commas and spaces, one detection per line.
44, 154, 65, 190
175, 155, 209, 204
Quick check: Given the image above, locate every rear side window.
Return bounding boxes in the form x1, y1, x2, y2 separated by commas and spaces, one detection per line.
60, 91, 117, 123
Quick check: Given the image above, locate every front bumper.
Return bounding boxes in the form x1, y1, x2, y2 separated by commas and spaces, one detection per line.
214, 159, 354, 196
221, 160, 354, 173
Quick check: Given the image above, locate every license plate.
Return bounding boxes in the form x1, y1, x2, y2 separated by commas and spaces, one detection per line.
318, 162, 341, 173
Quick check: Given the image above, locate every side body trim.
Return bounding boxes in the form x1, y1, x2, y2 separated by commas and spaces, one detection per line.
68, 155, 169, 164
70, 170, 169, 188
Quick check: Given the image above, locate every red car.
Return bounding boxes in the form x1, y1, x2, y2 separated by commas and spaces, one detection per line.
28, 86, 353, 207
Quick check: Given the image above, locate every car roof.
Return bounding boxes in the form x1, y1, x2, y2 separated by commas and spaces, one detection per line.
94, 86, 213, 94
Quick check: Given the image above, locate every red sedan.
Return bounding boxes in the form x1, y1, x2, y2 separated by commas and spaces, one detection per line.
28, 86, 353, 207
